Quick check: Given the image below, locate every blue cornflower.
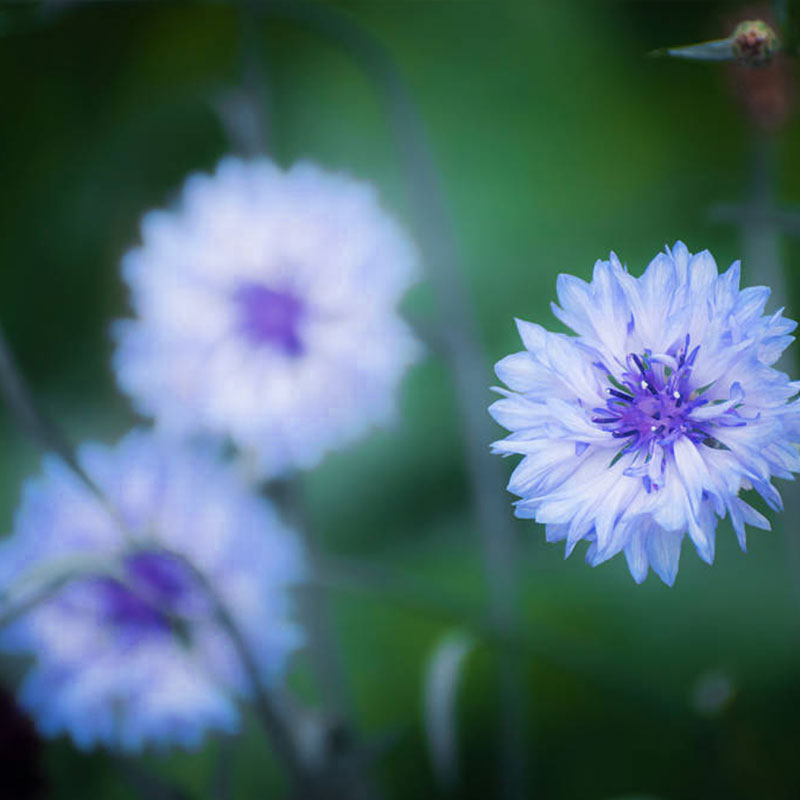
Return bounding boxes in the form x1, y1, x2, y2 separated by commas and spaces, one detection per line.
113, 157, 421, 479
0, 431, 304, 751
490, 243, 800, 585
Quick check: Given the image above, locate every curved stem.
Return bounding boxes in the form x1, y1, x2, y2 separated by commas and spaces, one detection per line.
214, 9, 381, 795
0, 324, 138, 540
150, 546, 307, 788
265, 476, 378, 800
0, 325, 99, 497
0, 572, 83, 631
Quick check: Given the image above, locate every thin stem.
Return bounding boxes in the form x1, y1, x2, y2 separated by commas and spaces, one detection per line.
774, 0, 789, 29
0, 323, 137, 539
210, 735, 235, 800
279, 477, 351, 721
732, 133, 800, 638
173, 551, 307, 788
182, 549, 382, 800
214, 7, 381, 794
213, 0, 272, 157
267, 477, 378, 800
255, 3, 528, 795
0, 572, 81, 630
0, 325, 100, 498
219, 0, 354, 735
111, 757, 192, 800
744, 136, 785, 307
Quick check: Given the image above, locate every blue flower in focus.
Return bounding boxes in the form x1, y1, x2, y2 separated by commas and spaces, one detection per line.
113, 157, 421, 479
490, 243, 800, 585
0, 431, 304, 751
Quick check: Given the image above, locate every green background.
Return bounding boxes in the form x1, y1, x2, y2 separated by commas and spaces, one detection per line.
1, 1, 799, 798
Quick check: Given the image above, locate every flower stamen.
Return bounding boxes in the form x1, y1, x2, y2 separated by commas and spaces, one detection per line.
593, 336, 744, 478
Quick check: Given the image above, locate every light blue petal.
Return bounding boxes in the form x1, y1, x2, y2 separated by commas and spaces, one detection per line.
645, 528, 684, 586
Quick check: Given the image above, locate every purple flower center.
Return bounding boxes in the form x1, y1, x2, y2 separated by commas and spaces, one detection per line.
591, 337, 734, 467
94, 551, 196, 638
234, 282, 305, 356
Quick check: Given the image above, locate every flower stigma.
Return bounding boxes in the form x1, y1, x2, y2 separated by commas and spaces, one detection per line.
591, 336, 740, 483
233, 282, 306, 356
90, 550, 199, 641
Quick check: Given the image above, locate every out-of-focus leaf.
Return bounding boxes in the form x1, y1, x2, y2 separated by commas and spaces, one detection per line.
421, 629, 476, 793
652, 37, 737, 62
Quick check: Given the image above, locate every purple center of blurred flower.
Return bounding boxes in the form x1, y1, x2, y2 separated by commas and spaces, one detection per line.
96, 551, 194, 636
234, 283, 305, 356
591, 336, 745, 480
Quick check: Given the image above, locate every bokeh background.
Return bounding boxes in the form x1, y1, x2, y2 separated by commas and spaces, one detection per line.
1, 1, 800, 798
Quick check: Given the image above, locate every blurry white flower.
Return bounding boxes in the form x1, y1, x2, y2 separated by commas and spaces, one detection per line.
114, 158, 420, 477
0, 431, 304, 752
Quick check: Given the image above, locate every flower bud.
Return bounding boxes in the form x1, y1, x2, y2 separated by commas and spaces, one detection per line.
731, 19, 780, 66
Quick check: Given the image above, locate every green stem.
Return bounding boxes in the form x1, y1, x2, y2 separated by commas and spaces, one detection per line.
168, 548, 308, 788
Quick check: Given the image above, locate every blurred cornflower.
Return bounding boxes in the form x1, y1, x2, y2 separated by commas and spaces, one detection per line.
0, 431, 304, 751
490, 243, 800, 585
114, 158, 420, 478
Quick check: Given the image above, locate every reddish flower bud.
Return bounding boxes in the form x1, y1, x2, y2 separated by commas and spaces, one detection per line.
731, 19, 780, 66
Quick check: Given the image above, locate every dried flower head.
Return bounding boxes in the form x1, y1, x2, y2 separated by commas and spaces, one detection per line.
732, 19, 780, 66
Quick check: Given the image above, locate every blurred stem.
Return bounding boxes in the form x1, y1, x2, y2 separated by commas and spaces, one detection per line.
256, 3, 528, 795
269, 477, 378, 800
0, 323, 140, 545
170, 549, 308, 789
220, 6, 377, 795
0, 324, 108, 506
744, 136, 785, 308
112, 757, 192, 800
210, 735, 235, 800
214, 0, 272, 156
774, 0, 789, 29
210, 8, 380, 796
736, 134, 800, 636
0, 569, 90, 631
280, 477, 351, 722
230, 0, 351, 734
